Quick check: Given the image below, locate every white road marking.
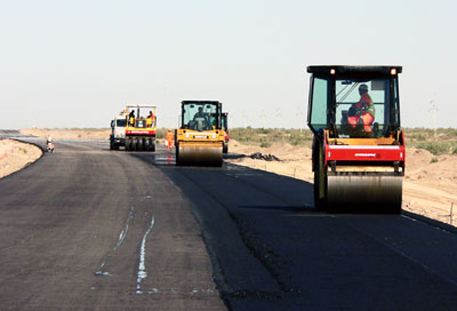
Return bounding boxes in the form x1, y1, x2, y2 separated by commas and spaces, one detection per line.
114, 206, 135, 251
136, 216, 155, 294
95, 206, 135, 277
143, 288, 215, 295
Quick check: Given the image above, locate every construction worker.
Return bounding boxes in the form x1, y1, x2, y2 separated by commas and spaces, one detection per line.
193, 106, 210, 130
46, 134, 55, 153
193, 106, 206, 119
46, 134, 53, 145
347, 84, 375, 132
146, 111, 154, 128
128, 110, 135, 127
165, 129, 174, 151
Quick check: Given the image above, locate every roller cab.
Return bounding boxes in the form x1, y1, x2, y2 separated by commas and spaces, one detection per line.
307, 66, 405, 213
175, 101, 225, 166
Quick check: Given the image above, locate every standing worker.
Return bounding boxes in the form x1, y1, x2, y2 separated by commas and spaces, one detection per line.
128, 110, 136, 127
146, 111, 154, 128
165, 129, 174, 151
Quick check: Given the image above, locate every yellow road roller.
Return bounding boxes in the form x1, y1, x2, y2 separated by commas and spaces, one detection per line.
175, 101, 226, 166
307, 66, 405, 213
124, 105, 157, 152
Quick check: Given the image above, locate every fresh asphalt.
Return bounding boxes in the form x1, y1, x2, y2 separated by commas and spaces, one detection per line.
1, 135, 457, 310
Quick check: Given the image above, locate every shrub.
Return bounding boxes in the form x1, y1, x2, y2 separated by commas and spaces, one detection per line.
414, 141, 451, 155
260, 141, 272, 148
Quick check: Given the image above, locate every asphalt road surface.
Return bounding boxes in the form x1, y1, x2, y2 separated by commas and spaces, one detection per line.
2, 136, 457, 310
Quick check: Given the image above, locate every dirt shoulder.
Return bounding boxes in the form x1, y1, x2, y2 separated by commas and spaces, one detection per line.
227, 139, 457, 226
1, 128, 110, 179
20, 128, 110, 140
0, 139, 43, 179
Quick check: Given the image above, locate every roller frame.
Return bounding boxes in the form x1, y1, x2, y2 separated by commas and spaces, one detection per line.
313, 132, 405, 213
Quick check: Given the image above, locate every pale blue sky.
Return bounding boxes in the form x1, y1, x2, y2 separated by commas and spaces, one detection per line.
1, 0, 456, 129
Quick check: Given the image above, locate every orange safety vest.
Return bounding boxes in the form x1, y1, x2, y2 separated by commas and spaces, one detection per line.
354, 93, 375, 117
166, 132, 173, 142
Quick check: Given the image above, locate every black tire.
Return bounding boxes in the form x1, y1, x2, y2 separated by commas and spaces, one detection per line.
137, 137, 144, 151
313, 139, 328, 212
151, 140, 156, 152
131, 137, 137, 151
223, 143, 228, 154
125, 137, 130, 151
144, 138, 150, 151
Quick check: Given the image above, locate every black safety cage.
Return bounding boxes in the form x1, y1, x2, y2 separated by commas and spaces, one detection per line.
180, 100, 223, 130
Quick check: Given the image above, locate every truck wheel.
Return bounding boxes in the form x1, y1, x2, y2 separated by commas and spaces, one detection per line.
151, 140, 156, 152
137, 138, 144, 151
131, 138, 137, 151
125, 138, 130, 151
143, 138, 148, 151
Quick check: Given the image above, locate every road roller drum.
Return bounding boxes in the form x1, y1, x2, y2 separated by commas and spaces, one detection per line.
177, 144, 223, 166
327, 174, 402, 211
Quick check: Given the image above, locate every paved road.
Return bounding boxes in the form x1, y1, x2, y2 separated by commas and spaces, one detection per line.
2, 137, 457, 310
0, 138, 225, 310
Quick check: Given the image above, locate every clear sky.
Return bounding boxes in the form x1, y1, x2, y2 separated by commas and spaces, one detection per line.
1, 0, 456, 129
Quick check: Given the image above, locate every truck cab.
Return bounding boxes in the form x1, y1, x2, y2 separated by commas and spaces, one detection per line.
110, 112, 127, 150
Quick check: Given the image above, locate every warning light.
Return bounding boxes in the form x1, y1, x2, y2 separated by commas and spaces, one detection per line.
330, 68, 336, 75
390, 68, 397, 75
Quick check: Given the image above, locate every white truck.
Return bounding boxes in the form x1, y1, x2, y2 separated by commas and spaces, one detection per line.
110, 110, 127, 150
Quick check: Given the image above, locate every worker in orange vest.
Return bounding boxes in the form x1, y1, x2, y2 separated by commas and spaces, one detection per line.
165, 129, 174, 151
347, 84, 375, 132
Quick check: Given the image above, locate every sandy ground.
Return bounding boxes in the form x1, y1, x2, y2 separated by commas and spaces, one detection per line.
0, 139, 42, 179
20, 128, 110, 140
4, 129, 457, 226
227, 139, 457, 226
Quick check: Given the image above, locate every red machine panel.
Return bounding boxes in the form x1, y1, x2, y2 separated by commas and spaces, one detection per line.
326, 145, 405, 163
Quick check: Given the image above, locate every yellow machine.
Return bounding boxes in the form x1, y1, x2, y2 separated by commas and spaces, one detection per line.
175, 101, 226, 166
125, 105, 157, 152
